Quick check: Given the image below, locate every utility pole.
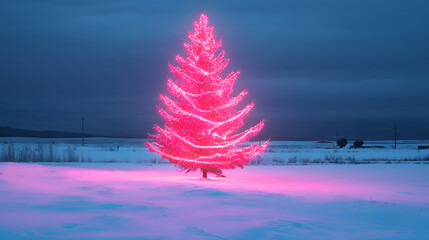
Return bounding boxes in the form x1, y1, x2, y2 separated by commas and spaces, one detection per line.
394, 123, 397, 149
335, 129, 338, 143
81, 117, 85, 147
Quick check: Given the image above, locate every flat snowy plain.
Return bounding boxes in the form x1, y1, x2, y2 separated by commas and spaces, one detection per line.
1, 138, 429, 239
2, 137, 429, 165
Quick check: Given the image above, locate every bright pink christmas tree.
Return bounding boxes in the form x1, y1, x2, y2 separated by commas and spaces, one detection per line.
146, 13, 269, 178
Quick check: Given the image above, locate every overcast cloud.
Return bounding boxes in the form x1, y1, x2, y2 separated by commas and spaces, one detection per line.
1, 0, 428, 140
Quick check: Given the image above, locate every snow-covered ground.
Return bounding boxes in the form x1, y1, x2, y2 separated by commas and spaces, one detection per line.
0, 163, 428, 239
1, 137, 429, 164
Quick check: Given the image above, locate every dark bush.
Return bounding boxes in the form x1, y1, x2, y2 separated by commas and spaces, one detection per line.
337, 138, 347, 148
353, 140, 364, 148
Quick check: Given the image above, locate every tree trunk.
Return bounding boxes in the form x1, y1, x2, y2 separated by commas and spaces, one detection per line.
202, 169, 208, 178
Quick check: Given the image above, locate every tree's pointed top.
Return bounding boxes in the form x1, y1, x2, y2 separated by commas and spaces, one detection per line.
192, 13, 209, 34
198, 13, 208, 28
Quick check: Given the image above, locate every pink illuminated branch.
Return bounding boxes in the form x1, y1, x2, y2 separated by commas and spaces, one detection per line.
153, 120, 264, 150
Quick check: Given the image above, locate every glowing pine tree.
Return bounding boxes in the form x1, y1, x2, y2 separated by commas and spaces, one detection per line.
146, 13, 269, 178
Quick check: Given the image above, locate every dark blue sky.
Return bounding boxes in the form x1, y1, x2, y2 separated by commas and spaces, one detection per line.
1, 0, 429, 140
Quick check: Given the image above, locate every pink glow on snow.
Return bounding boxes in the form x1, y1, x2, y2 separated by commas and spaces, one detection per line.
1, 163, 428, 238
1, 163, 428, 204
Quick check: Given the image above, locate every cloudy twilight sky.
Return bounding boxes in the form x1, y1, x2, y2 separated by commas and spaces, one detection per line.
1, 0, 428, 140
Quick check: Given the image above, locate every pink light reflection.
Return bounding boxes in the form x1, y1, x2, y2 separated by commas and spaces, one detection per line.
1, 163, 428, 204
1, 163, 428, 238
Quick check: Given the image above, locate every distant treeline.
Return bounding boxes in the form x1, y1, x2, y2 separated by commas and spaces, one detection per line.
0, 126, 96, 138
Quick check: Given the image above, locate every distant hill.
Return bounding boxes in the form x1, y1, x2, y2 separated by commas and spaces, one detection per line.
0, 126, 96, 138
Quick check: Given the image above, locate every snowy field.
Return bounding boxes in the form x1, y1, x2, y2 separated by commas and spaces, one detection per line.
0, 163, 428, 239
1, 137, 429, 165
1, 138, 429, 239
